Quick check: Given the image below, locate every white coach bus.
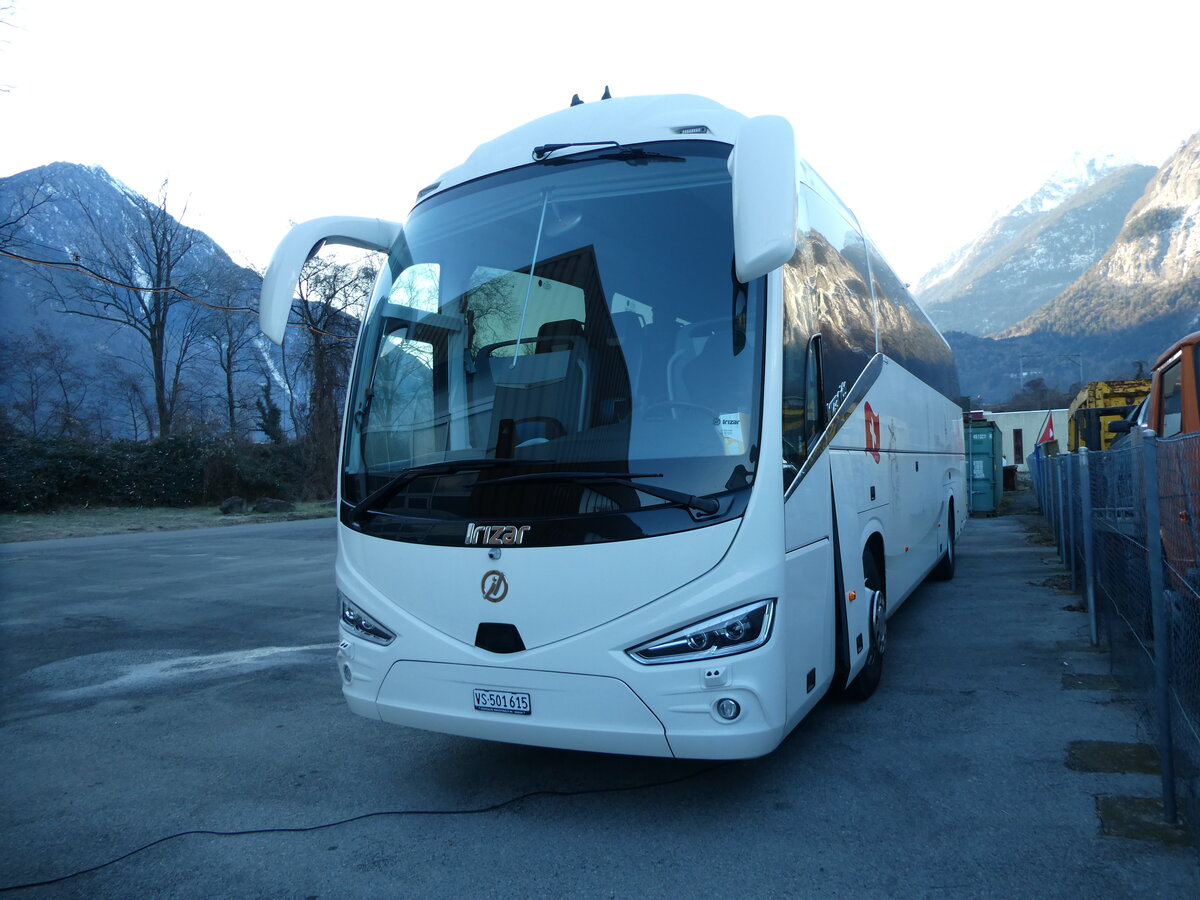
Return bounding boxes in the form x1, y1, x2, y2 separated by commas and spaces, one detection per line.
259, 93, 965, 759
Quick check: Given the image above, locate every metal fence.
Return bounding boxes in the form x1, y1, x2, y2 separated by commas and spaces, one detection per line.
1032, 429, 1199, 833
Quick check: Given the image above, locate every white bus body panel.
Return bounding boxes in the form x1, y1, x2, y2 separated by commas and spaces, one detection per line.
782, 357, 965, 692
340, 521, 742, 650
338, 516, 791, 760
826, 358, 965, 613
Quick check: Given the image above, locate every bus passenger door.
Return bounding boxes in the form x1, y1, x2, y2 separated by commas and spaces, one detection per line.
783, 459, 835, 719
831, 454, 876, 690
782, 333, 836, 718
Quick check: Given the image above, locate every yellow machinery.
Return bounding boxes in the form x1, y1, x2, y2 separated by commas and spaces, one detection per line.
1067, 379, 1150, 451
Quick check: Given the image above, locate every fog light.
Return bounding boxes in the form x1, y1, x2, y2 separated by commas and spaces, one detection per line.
342, 664, 353, 685
715, 697, 740, 720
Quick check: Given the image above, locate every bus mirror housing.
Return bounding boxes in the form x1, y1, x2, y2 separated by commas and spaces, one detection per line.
259, 216, 404, 345
729, 115, 798, 283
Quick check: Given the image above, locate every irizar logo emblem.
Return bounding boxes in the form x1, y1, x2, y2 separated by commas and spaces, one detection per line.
465, 523, 531, 546
481, 570, 509, 602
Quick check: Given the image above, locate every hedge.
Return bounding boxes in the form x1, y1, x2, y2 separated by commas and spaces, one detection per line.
0, 435, 317, 512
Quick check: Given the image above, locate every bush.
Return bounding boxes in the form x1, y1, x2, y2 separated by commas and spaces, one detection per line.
0, 435, 321, 512
1122, 206, 1184, 242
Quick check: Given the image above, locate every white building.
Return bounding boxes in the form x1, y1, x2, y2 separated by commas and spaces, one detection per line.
977, 409, 1070, 473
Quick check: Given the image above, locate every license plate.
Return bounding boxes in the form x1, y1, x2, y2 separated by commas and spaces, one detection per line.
473, 688, 531, 715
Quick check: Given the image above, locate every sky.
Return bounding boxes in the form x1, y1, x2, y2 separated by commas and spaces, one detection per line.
2, 0, 1198, 285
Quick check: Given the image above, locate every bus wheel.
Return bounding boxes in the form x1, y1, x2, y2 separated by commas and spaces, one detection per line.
931, 506, 956, 581
846, 552, 885, 701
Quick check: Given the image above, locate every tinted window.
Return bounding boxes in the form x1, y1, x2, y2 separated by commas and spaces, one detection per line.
867, 240, 960, 399
1160, 359, 1183, 437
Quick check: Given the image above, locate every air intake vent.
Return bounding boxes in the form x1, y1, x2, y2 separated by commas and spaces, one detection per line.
475, 622, 526, 654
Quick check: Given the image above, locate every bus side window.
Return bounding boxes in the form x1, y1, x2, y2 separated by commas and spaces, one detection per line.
804, 333, 826, 445
782, 333, 826, 487
781, 274, 809, 481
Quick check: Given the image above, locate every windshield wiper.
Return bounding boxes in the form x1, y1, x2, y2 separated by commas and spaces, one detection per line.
349, 458, 522, 525
532, 142, 685, 166
594, 148, 685, 166
483, 471, 720, 515
532, 141, 619, 161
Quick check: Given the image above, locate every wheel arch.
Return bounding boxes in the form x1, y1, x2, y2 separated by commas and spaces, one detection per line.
862, 530, 886, 593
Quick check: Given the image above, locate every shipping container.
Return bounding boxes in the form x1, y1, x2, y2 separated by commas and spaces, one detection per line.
966, 420, 1003, 516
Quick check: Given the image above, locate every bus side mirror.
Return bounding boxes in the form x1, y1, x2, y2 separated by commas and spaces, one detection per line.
259, 216, 404, 345
729, 115, 798, 283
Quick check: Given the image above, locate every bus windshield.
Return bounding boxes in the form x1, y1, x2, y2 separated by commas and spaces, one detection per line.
342, 141, 764, 545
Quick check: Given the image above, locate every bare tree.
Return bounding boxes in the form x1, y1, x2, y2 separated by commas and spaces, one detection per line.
0, 326, 95, 438
288, 254, 377, 494
0, 173, 50, 251
41, 182, 209, 438
110, 372, 154, 442
198, 273, 262, 438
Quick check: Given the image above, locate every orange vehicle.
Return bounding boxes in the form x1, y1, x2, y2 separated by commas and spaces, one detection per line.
1110, 332, 1200, 440
1109, 332, 1200, 587
1147, 331, 1200, 438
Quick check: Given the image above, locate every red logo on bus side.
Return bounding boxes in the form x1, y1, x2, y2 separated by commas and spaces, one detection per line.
865, 402, 881, 463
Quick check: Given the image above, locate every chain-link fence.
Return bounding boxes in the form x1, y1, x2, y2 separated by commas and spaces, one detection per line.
1033, 429, 1199, 837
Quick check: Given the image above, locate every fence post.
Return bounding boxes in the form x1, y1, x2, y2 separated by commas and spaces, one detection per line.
1047, 457, 1055, 546
1066, 454, 1077, 591
1141, 428, 1177, 823
1057, 458, 1067, 564
1079, 449, 1098, 646
1033, 446, 1044, 513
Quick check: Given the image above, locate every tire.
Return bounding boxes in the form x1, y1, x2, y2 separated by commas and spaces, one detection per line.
845, 550, 886, 701
931, 505, 956, 581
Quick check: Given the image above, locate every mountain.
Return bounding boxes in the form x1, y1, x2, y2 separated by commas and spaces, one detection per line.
949, 134, 1200, 404
0, 163, 268, 438
1002, 133, 1200, 339
916, 157, 1155, 336
2, 162, 259, 323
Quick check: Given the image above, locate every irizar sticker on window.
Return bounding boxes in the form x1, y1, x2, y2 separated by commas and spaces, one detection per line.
716, 413, 747, 456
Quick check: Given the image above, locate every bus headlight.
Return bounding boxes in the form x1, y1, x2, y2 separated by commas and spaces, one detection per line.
339, 591, 396, 645
628, 600, 775, 665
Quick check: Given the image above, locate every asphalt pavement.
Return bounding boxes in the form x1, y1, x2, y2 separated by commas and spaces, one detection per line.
0, 496, 1196, 898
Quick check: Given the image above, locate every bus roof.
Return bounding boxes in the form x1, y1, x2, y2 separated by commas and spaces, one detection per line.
417, 94, 749, 204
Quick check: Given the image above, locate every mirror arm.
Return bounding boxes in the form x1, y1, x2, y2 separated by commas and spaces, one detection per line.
259, 216, 403, 345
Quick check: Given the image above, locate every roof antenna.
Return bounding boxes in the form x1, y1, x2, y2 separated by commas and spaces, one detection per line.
570, 93, 583, 107
601, 85, 612, 100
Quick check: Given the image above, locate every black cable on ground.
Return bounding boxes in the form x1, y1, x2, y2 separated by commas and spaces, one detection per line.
0, 761, 730, 892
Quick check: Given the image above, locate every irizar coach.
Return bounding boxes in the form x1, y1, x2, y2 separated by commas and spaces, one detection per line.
259, 92, 966, 759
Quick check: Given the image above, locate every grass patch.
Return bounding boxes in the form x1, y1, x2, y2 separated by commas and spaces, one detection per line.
0, 502, 335, 543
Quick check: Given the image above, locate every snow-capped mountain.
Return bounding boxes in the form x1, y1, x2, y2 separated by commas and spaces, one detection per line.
1010, 151, 1138, 217
0, 162, 267, 438
915, 158, 1155, 336
1, 162, 261, 334
945, 133, 1200, 404
1004, 132, 1200, 338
